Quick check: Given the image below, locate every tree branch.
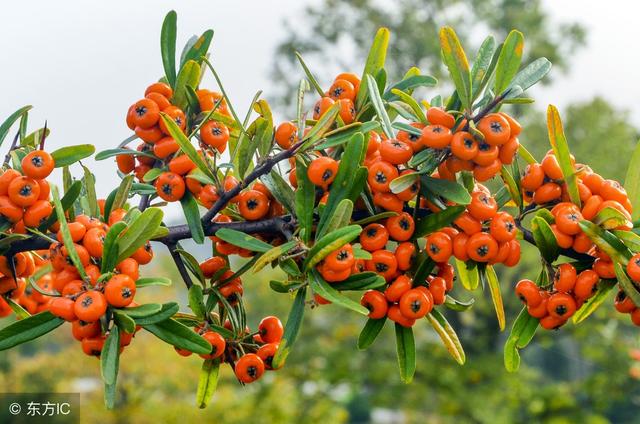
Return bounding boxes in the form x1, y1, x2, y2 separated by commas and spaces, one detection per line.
167, 242, 194, 289
200, 140, 305, 228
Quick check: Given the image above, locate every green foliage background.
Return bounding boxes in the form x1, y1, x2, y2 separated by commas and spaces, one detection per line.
2, 1, 640, 423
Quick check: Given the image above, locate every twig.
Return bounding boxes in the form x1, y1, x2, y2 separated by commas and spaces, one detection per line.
200, 139, 305, 228
167, 243, 194, 289
3, 131, 20, 167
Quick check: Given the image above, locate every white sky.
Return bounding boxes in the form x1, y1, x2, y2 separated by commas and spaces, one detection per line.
0, 1, 637, 219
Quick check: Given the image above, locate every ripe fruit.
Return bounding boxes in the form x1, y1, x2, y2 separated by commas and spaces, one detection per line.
235, 353, 265, 383
361, 290, 388, 319
155, 172, 186, 202
105, 274, 137, 307
74, 291, 107, 322
307, 156, 339, 188
200, 331, 226, 360
258, 316, 284, 343
515, 279, 542, 307
399, 288, 432, 319
22, 150, 55, 179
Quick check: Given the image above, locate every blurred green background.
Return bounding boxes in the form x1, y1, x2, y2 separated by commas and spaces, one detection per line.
2, 1, 640, 423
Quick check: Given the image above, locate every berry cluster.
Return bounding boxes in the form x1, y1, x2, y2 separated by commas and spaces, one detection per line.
360, 263, 453, 327
178, 314, 284, 384
425, 187, 521, 266
122, 82, 233, 203
616, 254, 640, 326
516, 263, 599, 329
0, 150, 55, 230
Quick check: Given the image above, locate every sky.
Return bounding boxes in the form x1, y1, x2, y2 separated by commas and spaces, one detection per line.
0, 1, 637, 218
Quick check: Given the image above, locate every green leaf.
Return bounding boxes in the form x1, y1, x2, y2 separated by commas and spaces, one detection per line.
444, 295, 475, 311
414, 205, 465, 238
174, 60, 202, 111
161, 115, 215, 181
383, 75, 437, 102
295, 158, 314, 243
295, 52, 324, 97
272, 287, 306, 369
331, 272, 385, 291
95, 148, 156, 161
160, 11, 178, 87
302, 225, 362, 271
420, 175, 471, 205
572, 279, 616, 324
51, 144, 96, 167
0, 311, 64, 351
613, 230, 640, 252
301, 102, 341, 149
21, 127, 49, 149
615, 262, 640, 307
455, 259, 479, 291
136, 277, 172, 288
38, 180, 82, 231
547, 105, 580, 206
107, 175, 134, 219
394, 323, 416, 383
143, 318, 211, 355
180, 191, 205, 244
510, 57, 551, 92
116, 207, 163, 263
579, 220, 632, 265
142, 167, 163, 183
5, 297, 30, 319
426, 309, 465, 365
316, 121, 381, 150
389, 171, 419, 195
500, 166, 522, 208
594, 206, 632, 230
323, 199, 354, 235
52, 186, 87, 280
101, 222, 127, 273
133, 302, 179, 326
309, 270, 369, 315
316, 133, 366, 238
389, 90, 427, 124
261, 170, 296, 215
112, 310, 136, 333
470, 36, 496, 101
626, 140, 640, 220
119, 303, 163, 318
365, 74, 394, 138
175, 247, 206, 285
485, 265, 505, 331
182, 29, 214, 67
504, 337, 521, 373
358, 318, 386, 350
504, 307, 539, 372
214, 228, 272, 253
188, 285, 206, 319
250, 240, 297, 274
531, 216, 559, 263
196, 359, 220, 409
439, 27, 472, 110
101, 326, 120, 386
81, 165, 99, 217
0, 105, 32, 147
353, 211, 397, 226
356, 27, 390, 110
494, 30, 524, 95
235, 117, 259, 179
